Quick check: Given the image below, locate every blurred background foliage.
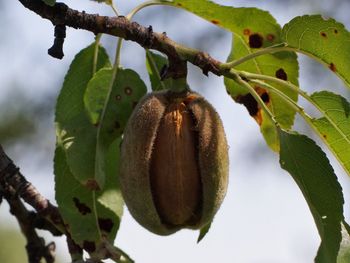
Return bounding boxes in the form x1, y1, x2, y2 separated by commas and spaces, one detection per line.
0, 226, 64, 263
1, 0, 350, 263
0, 226, 27, 262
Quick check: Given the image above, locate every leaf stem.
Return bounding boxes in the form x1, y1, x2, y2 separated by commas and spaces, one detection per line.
251, 79, 350, 176
240, 71, 350, 145
244, 74, 350, 177
92, 190, 103, 238
126, 0, 165, 20
228, 70, 278, 126
103, 240, 134, 263
220, 43, 295, 70
93, 34, 102, 75
146, 50, 166, 90
250, 79, 311, 119
114, 38, 123, 69
240, 71, 309, 99
110, 1, 120, 16
94, 37, 122, 182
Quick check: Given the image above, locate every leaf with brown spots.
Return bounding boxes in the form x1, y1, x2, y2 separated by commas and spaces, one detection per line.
54, 139, 124, 247
243, 29, 251, 36
162, 0, 279, 49
329, 63, 336, 72
230, 61, 298, 152
83, 241, 96, 253
55, 44, 110, 187
54, 44, 126, 248
282, 15, 350, 88
73, 197, 92, 215
235, 93, 259, 118
266, 34, 275, 42
227, 45, 298, 152
214, 5, 299, 151
98, 218, 114, 233
124, 86, 133, 96
84, 68, 146, 127
320, 32, 327, 38
78, 68, 147, 189
161, 1, 298, 150
235, 86, 269, 125
249, 33, 264, 48
275, 68, 288, 80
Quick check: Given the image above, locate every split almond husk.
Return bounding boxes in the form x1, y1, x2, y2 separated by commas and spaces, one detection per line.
119, 90, 229, 235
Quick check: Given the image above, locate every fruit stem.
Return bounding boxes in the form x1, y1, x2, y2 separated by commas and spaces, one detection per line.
168, 77, 189, 93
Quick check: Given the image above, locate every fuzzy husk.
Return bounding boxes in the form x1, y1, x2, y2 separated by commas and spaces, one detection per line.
119, 90, 229, 235
187, 96, 229, 228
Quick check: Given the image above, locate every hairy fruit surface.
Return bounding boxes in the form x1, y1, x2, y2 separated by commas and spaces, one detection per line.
119, 90, 229, 235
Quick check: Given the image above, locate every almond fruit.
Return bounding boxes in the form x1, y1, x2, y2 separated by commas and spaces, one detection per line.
120, 90, 229, 235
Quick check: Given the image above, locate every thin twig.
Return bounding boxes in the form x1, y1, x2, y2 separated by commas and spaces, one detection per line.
0, 182, 56, 263
0, 145, 65, 233
0, 144, 84, 262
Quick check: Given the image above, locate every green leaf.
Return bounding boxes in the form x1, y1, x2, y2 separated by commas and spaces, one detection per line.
197, 222, 211, 243
55, 44, 110, 126
338, 244, 350, 263
164, 0, 279, 36
54, 44, 126, 247
42, 0, 55, 6
55, 44, 110, 187
83, 67, 147, 187
57, 66, 146, 189
279, 129, 344, 263
225, 18, 298, 151
343, 220, 350, 237
310, 91, 350, 177
56, 115, 98, 187
282, 15, 350, 88
90, 0, 112, 4
163, 0, 298, 151
228, 38, 298, 152
54, 138, 123, 247
145, 50, 173, 91
337, 222, 350, 263
84, 68, 147, 127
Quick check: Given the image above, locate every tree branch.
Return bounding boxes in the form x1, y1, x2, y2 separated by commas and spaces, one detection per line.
0, 182, 56, 263
48, 24, 66, 59
18, 0, 222, 78
0, 145, 84, 262
0, 145, 64, 232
